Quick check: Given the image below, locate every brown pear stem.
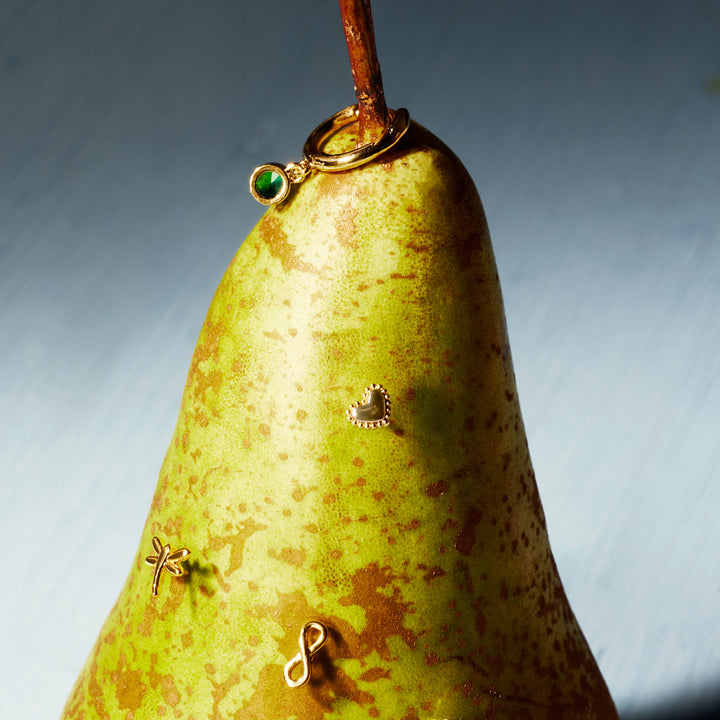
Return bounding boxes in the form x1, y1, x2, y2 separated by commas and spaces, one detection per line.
338, 0, 389, 144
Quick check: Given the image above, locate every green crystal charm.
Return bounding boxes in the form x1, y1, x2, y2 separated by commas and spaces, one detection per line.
249, 163, 290, 205
255, 170, 283, 200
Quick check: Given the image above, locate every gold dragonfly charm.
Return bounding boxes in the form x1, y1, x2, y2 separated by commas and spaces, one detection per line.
145, 536, 190, 597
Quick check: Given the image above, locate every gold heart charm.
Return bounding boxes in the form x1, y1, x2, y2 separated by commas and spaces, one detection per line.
346, 384, 391, 429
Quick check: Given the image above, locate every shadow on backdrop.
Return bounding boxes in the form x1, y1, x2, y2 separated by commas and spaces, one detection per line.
621, 685, 720, 720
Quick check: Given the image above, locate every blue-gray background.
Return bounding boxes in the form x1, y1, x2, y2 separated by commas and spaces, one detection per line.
1, 1, 719, 718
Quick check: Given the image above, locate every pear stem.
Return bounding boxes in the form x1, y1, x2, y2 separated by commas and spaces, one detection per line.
337, 0, 389, 144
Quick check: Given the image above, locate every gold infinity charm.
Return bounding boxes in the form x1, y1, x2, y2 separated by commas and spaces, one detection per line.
283, 621, 329, 688
250, 105, 410, 205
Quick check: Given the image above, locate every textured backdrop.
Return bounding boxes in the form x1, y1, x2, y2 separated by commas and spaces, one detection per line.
1, 1, 719, 718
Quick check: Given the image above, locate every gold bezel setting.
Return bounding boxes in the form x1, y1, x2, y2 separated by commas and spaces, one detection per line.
249, 162, 291, 205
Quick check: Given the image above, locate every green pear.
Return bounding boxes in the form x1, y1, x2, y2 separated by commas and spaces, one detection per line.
61, 121, 618, 719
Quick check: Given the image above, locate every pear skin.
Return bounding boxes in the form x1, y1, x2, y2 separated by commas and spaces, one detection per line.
61, 122, 618, 719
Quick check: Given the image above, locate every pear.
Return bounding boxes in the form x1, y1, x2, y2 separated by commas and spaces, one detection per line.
61, 120, 618, 720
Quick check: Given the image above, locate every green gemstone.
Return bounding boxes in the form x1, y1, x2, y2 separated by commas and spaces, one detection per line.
255, 170, 284, 200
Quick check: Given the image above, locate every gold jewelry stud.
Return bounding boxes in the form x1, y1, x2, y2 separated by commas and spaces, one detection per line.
145, 536, 190, 597
250, 105, 410, 205
347, 384, 391, 429
283, 621, 328, 688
